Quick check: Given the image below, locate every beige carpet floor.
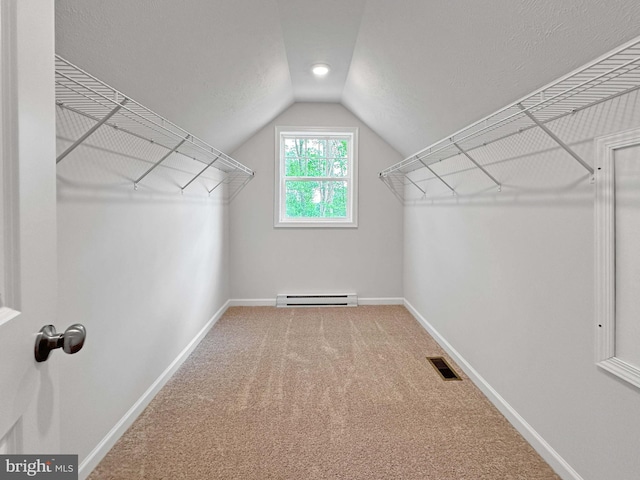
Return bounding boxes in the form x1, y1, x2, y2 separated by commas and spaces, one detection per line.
89, 306, 560, 479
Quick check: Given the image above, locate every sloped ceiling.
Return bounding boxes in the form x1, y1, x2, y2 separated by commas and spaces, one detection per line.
56, 0, 640, 160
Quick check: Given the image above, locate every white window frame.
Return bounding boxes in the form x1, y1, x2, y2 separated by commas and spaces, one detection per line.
274, 126, 358, 228
595, 127, 640, 389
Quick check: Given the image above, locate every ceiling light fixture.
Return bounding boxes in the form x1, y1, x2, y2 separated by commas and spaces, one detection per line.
312, 64, 330, 76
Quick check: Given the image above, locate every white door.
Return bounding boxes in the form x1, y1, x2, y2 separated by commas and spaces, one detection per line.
0, 0, 59, 453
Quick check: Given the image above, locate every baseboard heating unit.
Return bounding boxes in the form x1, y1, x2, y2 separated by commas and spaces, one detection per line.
276, 293, 358, 307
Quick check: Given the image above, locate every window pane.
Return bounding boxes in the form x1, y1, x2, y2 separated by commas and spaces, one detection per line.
284, 137, 348, 177
285, 181, 348, 218
329, 138, 348, 160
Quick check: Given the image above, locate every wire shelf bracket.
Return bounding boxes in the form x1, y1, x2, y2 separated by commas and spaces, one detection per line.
181, 154, 221, 193
55, 55, 254, 202
56, 98, 129, 164
453, 141, 501, 191
404, 172, 427, 196
227, 173, 255, 203
378, 173, 408, 204
420, 159, 456, 195
517, 103, 594, 178
379, 35, 640, 202
134, 136, 190, 189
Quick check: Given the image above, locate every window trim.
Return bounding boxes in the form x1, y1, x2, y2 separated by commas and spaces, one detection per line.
274, 126, 358, 228
595, 127, 640, 390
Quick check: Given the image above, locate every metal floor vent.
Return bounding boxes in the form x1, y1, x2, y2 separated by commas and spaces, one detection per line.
276, 293, 357, 307
427, 357, 462, 381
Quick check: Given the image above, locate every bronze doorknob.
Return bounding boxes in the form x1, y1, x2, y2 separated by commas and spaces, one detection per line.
35, 324, 86, 362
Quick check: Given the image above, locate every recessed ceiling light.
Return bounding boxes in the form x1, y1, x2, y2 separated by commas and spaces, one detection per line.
312, 64, 330, 76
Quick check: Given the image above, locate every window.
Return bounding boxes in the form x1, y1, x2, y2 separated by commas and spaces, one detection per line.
275, 126, 358, 227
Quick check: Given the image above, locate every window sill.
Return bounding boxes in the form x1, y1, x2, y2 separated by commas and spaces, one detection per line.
274, 220, 358, 229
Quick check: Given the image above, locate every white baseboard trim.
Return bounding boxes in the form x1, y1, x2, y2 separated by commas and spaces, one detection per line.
358, 297, 404, 305
229, 297, 404, 307
403, 299, 583, 480
228, 298, 275, 307
78, 300, 231, 480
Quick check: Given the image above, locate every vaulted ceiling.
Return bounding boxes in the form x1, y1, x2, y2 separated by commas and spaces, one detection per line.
56, 1, 640, 160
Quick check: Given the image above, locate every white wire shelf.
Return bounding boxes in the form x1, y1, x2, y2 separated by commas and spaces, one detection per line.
379, 35, 640, 202
55, 55, 254, 201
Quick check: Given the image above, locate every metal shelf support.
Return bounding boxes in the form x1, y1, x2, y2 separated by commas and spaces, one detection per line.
228, 173, 255, 202
55, 55, 254, 202
207, 176, 228, 196
517, 103, 594, 175
134, 136, 190, 189
56, 98, 129, 164
378, 175, 405, 204
453, 141, 501, 191
405, 174, 427, 195
420, 159, 456, 195
181, 154, 221, 192
378, 36, 640, 202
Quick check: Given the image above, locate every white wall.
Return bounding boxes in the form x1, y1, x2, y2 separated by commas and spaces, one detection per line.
55, 107, 230, 469
403, 91, 640, 480
229, 103, 403, 301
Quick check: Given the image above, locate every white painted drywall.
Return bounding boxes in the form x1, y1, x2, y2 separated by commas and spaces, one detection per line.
55, 107, 230, 465
229, 103, 403, 301
404, 91, 640, 480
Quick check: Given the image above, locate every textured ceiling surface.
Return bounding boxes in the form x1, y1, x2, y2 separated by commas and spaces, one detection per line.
56, 1, 640, 158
